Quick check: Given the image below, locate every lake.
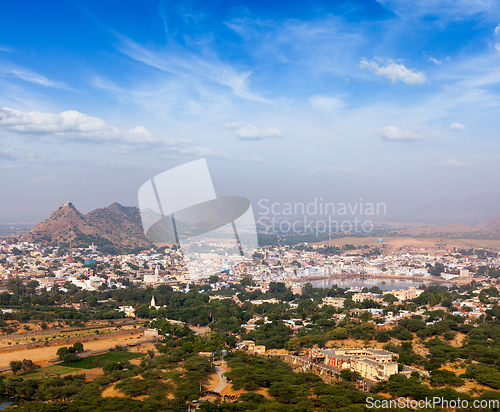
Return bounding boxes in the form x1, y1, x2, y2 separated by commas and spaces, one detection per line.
308, 277, 447, 291
0, 395, 13, 409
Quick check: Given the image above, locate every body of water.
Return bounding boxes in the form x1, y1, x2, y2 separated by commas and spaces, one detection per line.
0, 395, 13, 410
308, 277, 447, 291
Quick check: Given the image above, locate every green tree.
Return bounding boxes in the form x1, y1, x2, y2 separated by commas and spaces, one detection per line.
383, 294, 398, 304
87, 295, 98, 307
57, 347, 69, 360
73, 342, 84, 353
22, 359, 35, 371
340, 369, 360, 382
63, 353, 78, 363
9, 360, 23, 374
240, 277, 255, 287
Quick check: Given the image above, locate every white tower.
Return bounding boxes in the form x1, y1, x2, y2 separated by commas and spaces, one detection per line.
150, 295, 156, 308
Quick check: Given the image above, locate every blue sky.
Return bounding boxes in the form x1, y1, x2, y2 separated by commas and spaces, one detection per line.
1, 0, 500, 222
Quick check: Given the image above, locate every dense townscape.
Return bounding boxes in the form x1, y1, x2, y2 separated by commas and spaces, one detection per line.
2, 233, 500, 410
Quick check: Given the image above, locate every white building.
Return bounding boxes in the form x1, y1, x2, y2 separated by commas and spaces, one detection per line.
322, 297, 346, 308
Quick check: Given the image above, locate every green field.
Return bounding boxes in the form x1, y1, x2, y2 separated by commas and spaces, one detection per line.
20, 365, 82, 378
18, 352, 146, 378
58, 351, 146, 369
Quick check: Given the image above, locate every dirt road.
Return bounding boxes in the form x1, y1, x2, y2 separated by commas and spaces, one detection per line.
212, 365, 228, 393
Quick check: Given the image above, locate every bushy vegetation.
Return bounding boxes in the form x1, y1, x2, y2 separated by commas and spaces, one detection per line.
9, 359, 37, 375
56, 342, 84, 363
5, 264, 500, 410
59, 351, 144, 369
0, 335, 215, 410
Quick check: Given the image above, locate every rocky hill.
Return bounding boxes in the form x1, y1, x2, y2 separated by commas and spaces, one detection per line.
474, 212, 500, 232
19, 202, 151, 253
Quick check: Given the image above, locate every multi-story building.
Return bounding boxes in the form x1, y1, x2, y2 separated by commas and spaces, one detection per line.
351, 292, 376, 303
308, 348, 398, 381
385, 287, 423, 301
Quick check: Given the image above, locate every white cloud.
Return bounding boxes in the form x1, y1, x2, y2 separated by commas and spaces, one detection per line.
379, 125, 431, 141
0, 107, 158, 143
495, 43, 500, 52
360, 58, 427, 85
222, 121, 284, 140
427, 158, 471, 168
495, 23, 500, 34
427, 56, 450, 65
222, 121, 244, 129
0, 65, 71, 90
450, 122, 467, 130
309, 95, 344, 111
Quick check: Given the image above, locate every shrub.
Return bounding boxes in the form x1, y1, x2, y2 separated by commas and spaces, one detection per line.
430, 369, 464, 387
9, 361, 23, 374
116, 378, 150, 397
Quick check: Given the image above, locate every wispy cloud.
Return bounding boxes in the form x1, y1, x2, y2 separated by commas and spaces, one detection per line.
28, 175, 57, 183
427, 158, 471, 168
309, 95, 344, 111
495, 23, 500, 34
222, 121, 284, 140
310, 165, 365, 176
117, 37, 269, 103
360, 58, 427, 84
0, 149, 14, 161
379, 125, 433, 141
428, 57, 442, 65
226, 17, 365, 80
0, 64, 72, 90
249, 155, 264, 162
376, 0, 498, 22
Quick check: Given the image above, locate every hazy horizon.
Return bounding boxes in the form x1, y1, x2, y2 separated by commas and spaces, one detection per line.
1, 1, 500, 224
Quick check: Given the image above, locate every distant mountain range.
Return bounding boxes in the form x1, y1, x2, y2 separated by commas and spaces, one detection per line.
19, 202, 151, 253
15, 192, 500, 251
403, 192, 500, 226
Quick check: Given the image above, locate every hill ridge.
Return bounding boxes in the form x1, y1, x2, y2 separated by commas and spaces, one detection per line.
19, 202, 151, 253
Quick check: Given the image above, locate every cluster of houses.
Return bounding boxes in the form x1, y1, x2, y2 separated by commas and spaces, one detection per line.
3, 236, 500, 297
320, 287, 424, 307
